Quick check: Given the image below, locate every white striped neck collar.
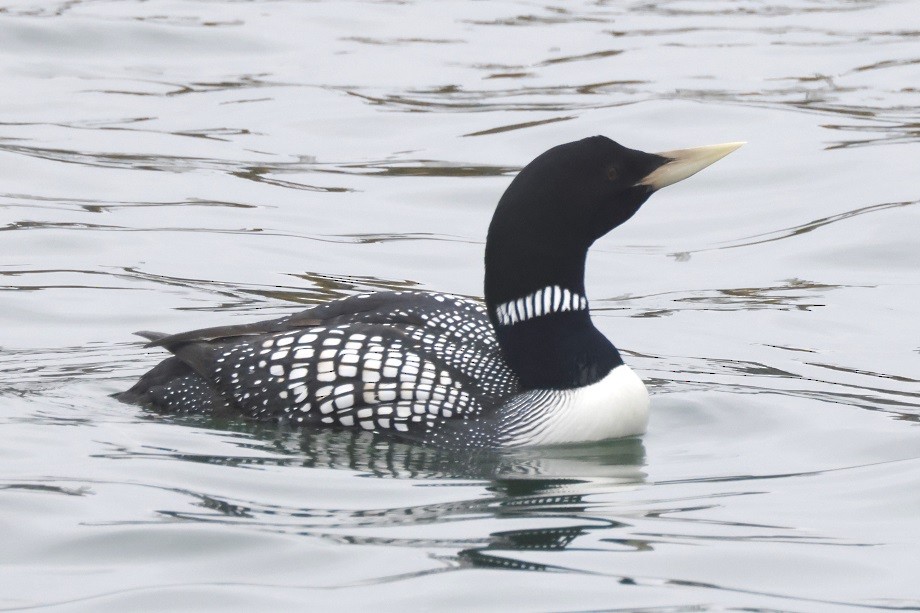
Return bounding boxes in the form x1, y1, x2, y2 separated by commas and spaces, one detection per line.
494, 285, 588, 326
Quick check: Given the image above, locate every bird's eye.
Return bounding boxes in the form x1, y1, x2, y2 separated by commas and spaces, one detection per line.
606, 166, 619, 181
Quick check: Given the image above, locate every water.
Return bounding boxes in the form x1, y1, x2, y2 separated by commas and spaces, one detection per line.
1, 0, 918, 610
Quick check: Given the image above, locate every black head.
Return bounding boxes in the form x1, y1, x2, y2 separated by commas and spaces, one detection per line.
490, 136, 668, 251
485, 136, 743, 305
485, 136, 669, 306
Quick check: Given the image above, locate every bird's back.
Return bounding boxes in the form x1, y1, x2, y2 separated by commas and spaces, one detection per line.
117, 291, 522, 445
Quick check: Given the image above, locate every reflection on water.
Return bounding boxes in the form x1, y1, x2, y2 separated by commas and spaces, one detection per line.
82, 425, 650, 581
92, 416, 648, 482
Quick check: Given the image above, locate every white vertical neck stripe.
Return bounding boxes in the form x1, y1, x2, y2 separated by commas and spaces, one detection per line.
494, 285, 588, 326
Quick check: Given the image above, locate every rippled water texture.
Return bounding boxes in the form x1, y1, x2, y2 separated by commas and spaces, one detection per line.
1, 0, 918, 610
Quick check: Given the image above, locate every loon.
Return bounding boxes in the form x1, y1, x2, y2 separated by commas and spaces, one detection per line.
117, 136, 742, 449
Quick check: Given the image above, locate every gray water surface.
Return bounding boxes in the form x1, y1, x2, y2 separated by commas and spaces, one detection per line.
1, 1, 919, 610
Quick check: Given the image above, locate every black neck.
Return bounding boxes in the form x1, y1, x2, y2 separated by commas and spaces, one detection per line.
484, 227, 622, 391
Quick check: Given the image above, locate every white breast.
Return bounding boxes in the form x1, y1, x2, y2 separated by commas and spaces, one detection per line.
501, 365, 649, 447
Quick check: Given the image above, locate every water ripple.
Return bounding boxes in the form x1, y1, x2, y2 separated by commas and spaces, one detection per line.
678, 199, 919, 254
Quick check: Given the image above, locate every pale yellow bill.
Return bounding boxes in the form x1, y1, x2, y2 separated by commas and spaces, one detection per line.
639, 141, 745, 190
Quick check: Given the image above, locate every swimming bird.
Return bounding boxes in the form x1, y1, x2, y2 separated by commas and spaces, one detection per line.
117, 136, 742, 448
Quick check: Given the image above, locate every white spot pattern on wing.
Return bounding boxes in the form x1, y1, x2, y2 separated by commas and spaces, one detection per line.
205, 291, 518, 440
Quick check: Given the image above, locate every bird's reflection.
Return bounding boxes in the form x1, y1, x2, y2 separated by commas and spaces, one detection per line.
291, 426, 647, 482
145, 418, 648, 572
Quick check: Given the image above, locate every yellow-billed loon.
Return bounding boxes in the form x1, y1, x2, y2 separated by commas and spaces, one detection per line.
117, 136, 742, 448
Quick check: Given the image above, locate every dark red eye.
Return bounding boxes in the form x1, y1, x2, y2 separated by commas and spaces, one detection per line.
606, 166, 619, 181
